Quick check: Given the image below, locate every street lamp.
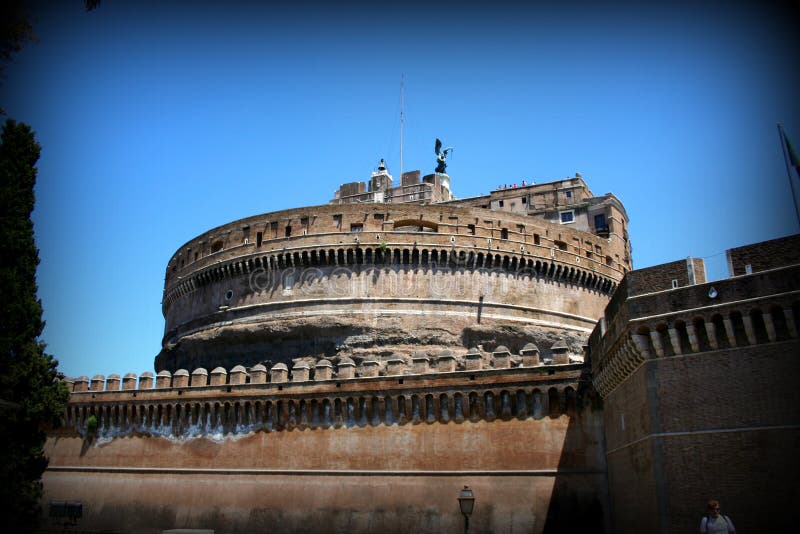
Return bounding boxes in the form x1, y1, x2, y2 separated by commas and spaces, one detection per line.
458, 485, 475, 534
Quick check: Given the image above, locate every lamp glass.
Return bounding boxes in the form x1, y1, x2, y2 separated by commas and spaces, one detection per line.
458, 486, 475, 516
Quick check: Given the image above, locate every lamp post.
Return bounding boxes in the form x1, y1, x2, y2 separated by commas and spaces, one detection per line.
458, 485, 475, 534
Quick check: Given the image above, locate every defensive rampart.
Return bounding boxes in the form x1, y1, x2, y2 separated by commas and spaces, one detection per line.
45, 353, 610, 533
589, 262, 800, 533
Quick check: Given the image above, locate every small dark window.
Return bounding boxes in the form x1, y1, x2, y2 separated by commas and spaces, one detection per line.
501, 228, 508, 240
225, 290, 233, 301
554, 240, 567, 251
522, 197, 527, 204
285, 226, 292, 238
301, 217, 309, 227
256, 232, 263, 248
350, 223, 363, 233
498, 200, 504, 207
534, 234, 541, 245
194, 252, 199, 261
374, 213, 384, 220
566, 191, 573, 199
467, 224, 475, 235
210, 240, 224, 253
560, 211, 574, 223
594, 214, 607, 232
333, 214, 342, 229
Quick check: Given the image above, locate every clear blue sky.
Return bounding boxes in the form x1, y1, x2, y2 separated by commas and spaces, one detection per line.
2, 1, 798, 379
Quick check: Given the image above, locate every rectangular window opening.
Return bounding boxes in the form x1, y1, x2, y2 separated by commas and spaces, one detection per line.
594, 213, 608, 235
560, 210, 575, 224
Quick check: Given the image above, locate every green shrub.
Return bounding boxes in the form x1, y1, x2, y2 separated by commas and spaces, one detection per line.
86, 415, 98, 436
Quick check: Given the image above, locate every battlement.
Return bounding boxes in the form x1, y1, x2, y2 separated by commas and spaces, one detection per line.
70, 341, 581, 395
61, 347, 590, 440
590, 261, 800, 397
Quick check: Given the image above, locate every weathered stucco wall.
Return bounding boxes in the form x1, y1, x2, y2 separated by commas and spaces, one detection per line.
44, 402, 609, 533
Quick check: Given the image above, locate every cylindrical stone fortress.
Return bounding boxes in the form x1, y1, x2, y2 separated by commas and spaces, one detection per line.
157, 192, 629, 372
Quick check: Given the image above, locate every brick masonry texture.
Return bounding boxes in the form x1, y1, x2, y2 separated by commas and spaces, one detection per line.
594, 243, 800, 533
726, 233, 800, 276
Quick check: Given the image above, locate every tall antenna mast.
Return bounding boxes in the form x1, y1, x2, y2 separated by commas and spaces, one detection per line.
399, 74, 404, 183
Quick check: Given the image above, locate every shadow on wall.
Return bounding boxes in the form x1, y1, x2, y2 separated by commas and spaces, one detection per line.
542, 376, 609, 533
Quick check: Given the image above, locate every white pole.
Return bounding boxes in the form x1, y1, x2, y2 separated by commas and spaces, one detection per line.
399, 74, 404, 184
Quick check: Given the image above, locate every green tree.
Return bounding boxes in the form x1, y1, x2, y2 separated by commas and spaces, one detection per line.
0, 119, 69, 531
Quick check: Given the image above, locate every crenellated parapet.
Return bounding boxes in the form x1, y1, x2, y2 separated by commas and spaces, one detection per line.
69, 342, 575, 395
62, 352, 591, 440
590, 263, 800, 397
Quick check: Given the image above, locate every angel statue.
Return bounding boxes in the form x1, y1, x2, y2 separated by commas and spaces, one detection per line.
435, 138, 454, 174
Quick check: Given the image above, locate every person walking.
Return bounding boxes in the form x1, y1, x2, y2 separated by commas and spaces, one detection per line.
700, 500, 736, 534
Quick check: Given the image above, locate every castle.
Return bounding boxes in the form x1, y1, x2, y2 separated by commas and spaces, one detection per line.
42, 159, 799, 533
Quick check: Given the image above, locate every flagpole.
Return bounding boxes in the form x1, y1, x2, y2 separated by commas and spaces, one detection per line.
777, 123, 800, 229
399, 74, 404, 185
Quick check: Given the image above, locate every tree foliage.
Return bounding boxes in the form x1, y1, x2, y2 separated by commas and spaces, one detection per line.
0, 119, 69, 531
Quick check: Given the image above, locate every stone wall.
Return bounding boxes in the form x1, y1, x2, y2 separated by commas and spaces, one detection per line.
45, 363, 610, 533
602, 340, 800, 533
157, 199, 627, 372
590, 253, 800, 533
725, 233, 800, 276
624, 257, 706, 294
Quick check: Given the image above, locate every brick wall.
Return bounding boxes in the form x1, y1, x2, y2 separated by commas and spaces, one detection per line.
603, 338, 800, 533
726, 233, 800, 276
626, 257, 705, 295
